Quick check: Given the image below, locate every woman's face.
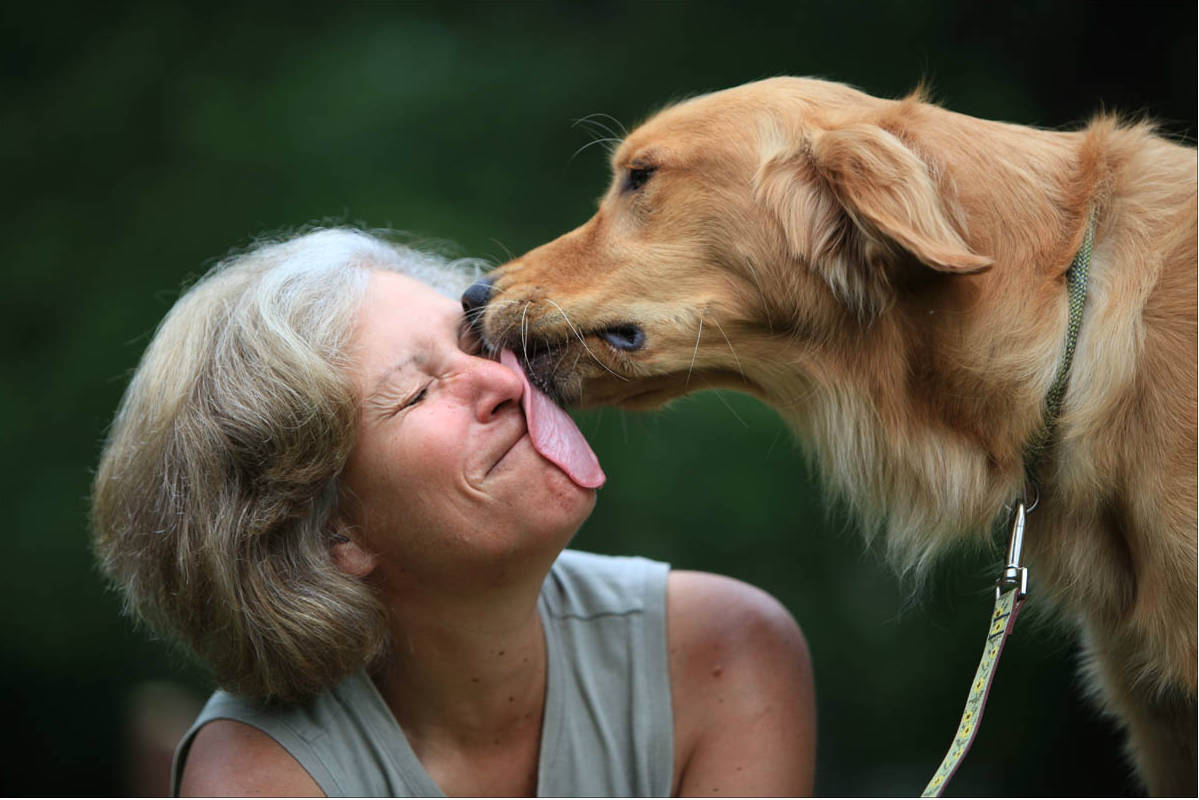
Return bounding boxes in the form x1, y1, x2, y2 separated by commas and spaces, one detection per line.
339, 270, 596, 586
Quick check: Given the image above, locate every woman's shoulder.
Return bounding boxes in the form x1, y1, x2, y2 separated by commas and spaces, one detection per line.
173, 672, 393, 797
666, 571, 811, 699
177, 718, 323, 797
667, 570, 808, 656
666, 571, 816, 795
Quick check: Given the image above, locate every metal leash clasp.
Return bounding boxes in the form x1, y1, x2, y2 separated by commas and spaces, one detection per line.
996, 501, 1030, 602
923, 497, 1035, 796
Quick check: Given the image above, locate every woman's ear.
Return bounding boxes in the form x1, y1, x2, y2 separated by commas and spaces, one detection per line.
330, 532, 378, 577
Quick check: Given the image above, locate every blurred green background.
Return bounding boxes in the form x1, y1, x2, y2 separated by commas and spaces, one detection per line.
3, 0, 1193, 795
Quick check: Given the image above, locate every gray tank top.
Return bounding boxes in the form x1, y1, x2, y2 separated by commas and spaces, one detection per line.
171, 550, 673, 796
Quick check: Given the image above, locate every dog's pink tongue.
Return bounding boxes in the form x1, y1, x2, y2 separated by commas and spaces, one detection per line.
500, 349, 605, 489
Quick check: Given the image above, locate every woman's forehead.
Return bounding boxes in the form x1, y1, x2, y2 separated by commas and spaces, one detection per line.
355, 271, 461, 387
360, 271, 458, 331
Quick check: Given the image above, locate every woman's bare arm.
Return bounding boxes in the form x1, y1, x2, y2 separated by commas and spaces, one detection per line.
668, 570, 816, 796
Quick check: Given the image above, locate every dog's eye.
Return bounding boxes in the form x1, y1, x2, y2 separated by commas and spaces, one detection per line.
623, 166, 656, 193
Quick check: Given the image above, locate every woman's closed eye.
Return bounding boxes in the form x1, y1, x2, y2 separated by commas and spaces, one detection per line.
367, 382, 430, 420
400, 385, 428, 411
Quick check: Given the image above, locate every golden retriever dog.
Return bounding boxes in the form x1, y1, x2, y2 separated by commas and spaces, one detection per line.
464, 78, 1197, 793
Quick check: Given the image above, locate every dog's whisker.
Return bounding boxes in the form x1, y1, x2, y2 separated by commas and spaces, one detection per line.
572, 113, 627, 142
468, 297, 523, 353
589, 112, 629, 139
709, 317, 744, 380
546, 345, 582, 400
544, 298, 629, 382
550, 341, 572, 382
492, 318, 521, 357
686, 313, 704, 387
710, 388, 750, 429
520, 302, 531, 364
571, 113, 628, 161
765, 427, 785, 458
571, 137, 623, 162
468, 296, 520, 321
489, 238, 516, 264
464, 296, 515, 324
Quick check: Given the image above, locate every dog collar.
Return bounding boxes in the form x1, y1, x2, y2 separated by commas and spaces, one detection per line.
921, 212, 1097, 797
1022, 212, 1098, 492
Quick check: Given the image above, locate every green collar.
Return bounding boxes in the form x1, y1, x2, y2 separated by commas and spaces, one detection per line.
1021, 213, 1097, 491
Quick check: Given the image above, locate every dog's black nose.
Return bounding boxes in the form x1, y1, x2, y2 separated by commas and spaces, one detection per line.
461, 276, 495, 317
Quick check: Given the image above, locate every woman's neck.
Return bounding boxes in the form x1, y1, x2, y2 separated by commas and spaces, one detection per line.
370, 557, 552, 761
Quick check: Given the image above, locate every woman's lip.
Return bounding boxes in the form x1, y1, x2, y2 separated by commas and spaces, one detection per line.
481, 420, 528, 480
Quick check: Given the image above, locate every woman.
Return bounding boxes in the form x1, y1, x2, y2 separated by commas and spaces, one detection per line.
91, 228, 816, 796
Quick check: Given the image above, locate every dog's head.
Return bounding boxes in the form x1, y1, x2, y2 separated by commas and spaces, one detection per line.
467, 77, 991, 409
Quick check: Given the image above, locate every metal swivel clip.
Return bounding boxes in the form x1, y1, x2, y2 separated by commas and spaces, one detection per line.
996, 501, 1030, 601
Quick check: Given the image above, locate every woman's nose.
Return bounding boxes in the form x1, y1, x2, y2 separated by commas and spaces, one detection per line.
468, 353, 524, 421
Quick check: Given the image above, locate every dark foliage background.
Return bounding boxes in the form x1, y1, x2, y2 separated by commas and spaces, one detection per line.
2, 0, 1193, 795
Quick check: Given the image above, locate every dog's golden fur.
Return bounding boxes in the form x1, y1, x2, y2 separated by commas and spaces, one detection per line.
472, 78, 1197, 793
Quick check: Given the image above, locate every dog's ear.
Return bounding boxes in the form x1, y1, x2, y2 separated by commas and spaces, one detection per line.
809, 123, 992, 274
756, 121, 991, 314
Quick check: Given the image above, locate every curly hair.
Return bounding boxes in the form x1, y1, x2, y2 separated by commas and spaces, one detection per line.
91, 228, 480, 702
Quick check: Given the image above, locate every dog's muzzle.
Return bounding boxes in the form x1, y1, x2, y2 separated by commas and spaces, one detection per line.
462, 275, 645, 354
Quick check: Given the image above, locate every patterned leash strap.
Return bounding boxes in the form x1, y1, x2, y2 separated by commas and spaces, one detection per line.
921, 504, 1030, 798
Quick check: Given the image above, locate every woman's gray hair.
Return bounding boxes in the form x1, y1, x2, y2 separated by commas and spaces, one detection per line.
91, 228, 481, 702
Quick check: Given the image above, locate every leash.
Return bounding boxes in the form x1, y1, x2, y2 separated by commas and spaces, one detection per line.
921, 504, 1030, 797
921, 213, 1096, 797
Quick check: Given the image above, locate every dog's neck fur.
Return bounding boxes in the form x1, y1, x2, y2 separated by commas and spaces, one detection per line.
754, 315, 1024, 579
